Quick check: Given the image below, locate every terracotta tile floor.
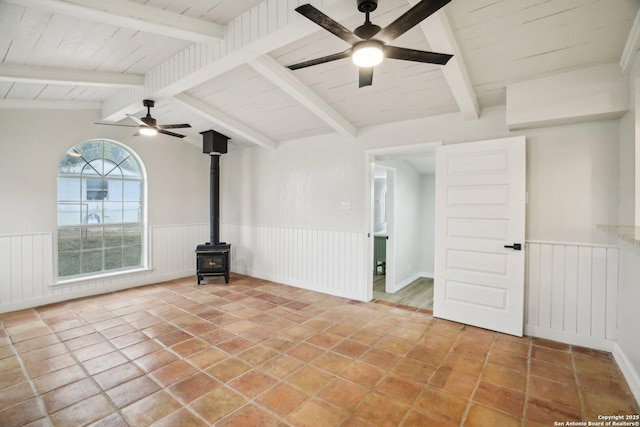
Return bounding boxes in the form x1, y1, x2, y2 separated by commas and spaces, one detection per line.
0, 274, 638, 426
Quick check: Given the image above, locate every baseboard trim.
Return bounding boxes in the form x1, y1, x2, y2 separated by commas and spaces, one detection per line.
613, 344, 640, 407
231, 267, 366, 302
524, 324, 615, 352
389, 272, 433, 293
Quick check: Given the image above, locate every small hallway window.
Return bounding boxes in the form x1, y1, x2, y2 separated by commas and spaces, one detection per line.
57, 139, 145, 280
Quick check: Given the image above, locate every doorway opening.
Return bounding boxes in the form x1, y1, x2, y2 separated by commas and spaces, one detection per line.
365, 142, 441, 309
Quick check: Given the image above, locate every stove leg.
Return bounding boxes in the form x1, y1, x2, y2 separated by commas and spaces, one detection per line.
197, 275, 201, 285
225, 273, 229, 284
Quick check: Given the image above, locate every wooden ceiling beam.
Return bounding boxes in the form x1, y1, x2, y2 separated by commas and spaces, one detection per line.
620, 8, 640, 73
101, 0, 355, 126
411, 1, 479, 121
0, 63, 143, 88
4, 0, 225, 44
248, 55, 358, 139
173, 93, 277, 151
0, 99, 101, 109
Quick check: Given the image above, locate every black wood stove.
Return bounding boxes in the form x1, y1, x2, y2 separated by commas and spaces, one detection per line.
195, 130, 231, 284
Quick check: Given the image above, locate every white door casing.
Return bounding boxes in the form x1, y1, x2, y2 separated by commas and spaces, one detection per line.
434, 136, 526, 336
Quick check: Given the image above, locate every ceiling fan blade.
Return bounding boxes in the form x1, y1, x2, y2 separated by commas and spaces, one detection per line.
376, 0, 451, 43
158, 129, 186, 138
158, 123, 192, 129
295, 4, 362, 45
359, 67, 374, 88
384, 45, 452, 65
287, 49, 352, 70
94, 122, 138, 128
126, 114, 146, 126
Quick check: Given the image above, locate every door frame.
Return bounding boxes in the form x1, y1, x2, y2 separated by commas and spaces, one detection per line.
363, 141, 442, 302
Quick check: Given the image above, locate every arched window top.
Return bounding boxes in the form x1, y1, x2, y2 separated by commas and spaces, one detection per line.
59, 139, 142, 178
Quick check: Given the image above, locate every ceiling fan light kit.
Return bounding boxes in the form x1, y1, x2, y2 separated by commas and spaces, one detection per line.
352, 40, 384, 67
287, 0, 453, 88
139, 126, 158, 136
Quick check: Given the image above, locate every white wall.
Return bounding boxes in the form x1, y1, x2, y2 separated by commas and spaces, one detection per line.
525, 121, 620, 244
615, 240, 640, 404
220, 105, 622, 308
420, 174, 435, 276
619, 108, 635, 225
223, 106, 620, 245
0, 106, 621, 296
0, 108, 211, 311
612, 55, 640, 405
222, 136, 365, 231
0, 109, 211, 234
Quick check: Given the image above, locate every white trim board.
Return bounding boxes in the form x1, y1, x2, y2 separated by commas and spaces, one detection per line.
614, 344, 640, 407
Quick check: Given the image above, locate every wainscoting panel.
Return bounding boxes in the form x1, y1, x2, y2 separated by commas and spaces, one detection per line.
525, 241, 619, 350
150, 224, 208, 277
0, 230, 622, 353
0, 225, 209, 313
222, 224, 368, 300
0, 233, 54, 308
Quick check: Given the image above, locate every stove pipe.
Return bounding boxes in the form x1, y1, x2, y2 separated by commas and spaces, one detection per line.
210, 154, 220, 244
200, 130, 230, 244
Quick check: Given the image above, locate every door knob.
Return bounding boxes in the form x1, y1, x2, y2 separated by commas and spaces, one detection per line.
504, 243, 522, 250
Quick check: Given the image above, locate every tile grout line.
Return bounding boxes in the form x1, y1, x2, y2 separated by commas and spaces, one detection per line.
1, 314, 52, 426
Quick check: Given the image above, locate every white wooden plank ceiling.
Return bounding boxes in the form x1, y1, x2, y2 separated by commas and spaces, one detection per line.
0, 0, 638, 150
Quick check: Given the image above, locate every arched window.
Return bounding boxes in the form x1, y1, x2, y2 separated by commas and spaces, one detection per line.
57, 139, 145, 280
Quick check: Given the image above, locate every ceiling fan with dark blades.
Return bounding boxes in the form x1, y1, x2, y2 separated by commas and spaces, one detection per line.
95, 99, 191, 138
287, 0, 453, 88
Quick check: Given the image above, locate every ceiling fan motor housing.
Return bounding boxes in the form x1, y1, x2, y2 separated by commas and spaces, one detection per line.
141, 116, 157, 126
357, 0, 377, 13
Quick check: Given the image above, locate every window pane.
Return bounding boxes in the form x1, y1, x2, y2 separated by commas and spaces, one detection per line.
123, 202, 141, 223
107, 179, 123, 201
58, 152, 85, 175
83, 204, 103, 225
58, 228, 81, 252
105, 247, 123, 271
105, 142, 129, 165
124, 225, 142, 246
57, 178, 81, 201
81, 163, 101, 176
120, 157, 142, 178
103, 161, 122, 179
104, 226, 123, 248
58, 203, 82, 226
86, 179, 108, 201
82, 250, 103, 274
82, 227, 103, 250
123, 246, 142, 267
76, 141, 104, 163
103, 202, 123, 224
59, 252, 81, 277
123, 181, 141, 201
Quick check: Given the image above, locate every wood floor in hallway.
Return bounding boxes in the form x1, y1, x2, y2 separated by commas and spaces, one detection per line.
372, 276, 433, 310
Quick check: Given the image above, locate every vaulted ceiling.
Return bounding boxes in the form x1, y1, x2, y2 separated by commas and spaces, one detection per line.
1, 0, 638, 151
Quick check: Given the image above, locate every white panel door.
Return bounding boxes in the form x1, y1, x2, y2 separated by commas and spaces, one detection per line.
434, 136, 526, 336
